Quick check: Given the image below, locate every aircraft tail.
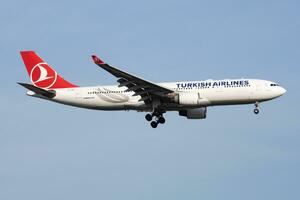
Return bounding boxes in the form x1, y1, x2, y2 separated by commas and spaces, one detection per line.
20, 51, 78, 89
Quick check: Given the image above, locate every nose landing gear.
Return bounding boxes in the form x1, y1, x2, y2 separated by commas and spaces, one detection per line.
254, 102, 259, 114
145, 111, 166, 128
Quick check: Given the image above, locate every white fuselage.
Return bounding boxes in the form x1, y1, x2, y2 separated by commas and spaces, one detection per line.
28, 79, 286, 111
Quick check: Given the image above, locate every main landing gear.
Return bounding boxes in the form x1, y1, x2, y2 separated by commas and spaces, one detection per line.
254, 102, 259, 114
145, 111, 166, 128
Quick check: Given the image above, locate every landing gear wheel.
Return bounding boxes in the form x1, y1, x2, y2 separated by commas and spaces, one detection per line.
145, 114, 153, 121
254, 102, 260, 114
158, 116, 166, 124
150, 121, 158, 128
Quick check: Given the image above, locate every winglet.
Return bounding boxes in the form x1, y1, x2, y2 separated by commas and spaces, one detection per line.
91, 55, 105, 65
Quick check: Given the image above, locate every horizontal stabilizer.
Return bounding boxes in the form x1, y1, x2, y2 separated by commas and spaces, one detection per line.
18, 82, 56, 98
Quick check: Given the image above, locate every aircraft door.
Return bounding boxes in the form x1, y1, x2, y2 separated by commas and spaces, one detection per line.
250, 81, 262, 100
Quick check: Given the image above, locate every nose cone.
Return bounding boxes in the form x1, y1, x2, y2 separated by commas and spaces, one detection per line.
278, 87, 286, 96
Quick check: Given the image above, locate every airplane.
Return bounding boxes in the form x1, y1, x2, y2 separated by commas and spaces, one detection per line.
18, 51, 286, 128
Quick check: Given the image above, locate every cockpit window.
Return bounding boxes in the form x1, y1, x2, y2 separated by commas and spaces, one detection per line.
270, 83, 279, 86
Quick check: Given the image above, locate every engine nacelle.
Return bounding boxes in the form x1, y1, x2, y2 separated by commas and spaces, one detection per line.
179, 107, 207, 119
175, 92, 210, 106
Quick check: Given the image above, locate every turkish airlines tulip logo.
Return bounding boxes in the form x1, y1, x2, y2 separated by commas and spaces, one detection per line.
30, 62, 57, 89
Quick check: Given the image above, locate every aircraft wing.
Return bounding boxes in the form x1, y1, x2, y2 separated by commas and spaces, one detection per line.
91, 55, 175, 103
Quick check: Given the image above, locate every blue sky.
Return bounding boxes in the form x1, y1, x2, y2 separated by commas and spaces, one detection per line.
1, 0, 299, 199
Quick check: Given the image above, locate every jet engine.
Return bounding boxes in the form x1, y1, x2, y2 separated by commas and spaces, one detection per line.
179, 107, 207, 119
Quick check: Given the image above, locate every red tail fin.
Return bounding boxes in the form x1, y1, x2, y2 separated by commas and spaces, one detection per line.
20, 51, 78, 89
